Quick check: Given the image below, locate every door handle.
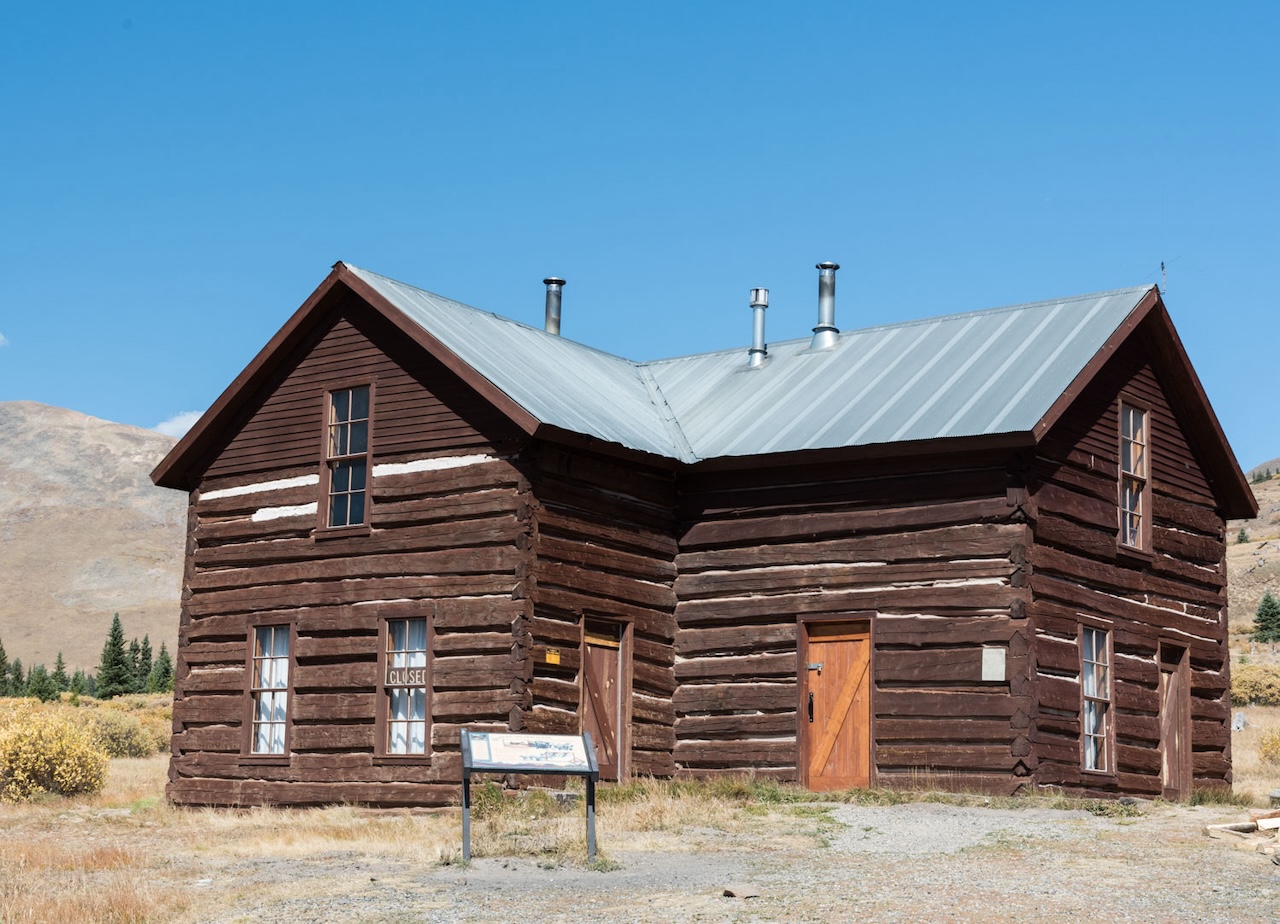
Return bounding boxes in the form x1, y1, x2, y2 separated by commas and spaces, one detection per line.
808, 692, 814, 723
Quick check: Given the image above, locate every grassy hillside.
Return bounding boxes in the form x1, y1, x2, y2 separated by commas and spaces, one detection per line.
0, 402, 184, 673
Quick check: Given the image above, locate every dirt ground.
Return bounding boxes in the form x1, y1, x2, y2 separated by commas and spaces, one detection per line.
192, 805, 1280, 923
17, 792, 1274, 924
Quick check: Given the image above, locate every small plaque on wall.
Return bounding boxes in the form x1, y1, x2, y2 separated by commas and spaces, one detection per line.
981, 646, 1006, 682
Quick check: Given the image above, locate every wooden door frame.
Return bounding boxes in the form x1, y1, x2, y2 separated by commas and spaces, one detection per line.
1158, 640, 1192, 800
796, 613, 875, 789
579, 615, 633, 781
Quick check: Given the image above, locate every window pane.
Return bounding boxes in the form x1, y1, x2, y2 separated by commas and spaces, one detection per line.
332, 462, 351, 492
273, 628, 289, 659
350, 460, 366, 491
409, 687, 427, 721
348, 492, 365, 526
410, 720, 426, 753
351, 386, 370, 420
389, 620, 407, 654
329, 494, 347, 528
254, 721, 271, 754
332, 389, 351, 423
350, 420, 368, 454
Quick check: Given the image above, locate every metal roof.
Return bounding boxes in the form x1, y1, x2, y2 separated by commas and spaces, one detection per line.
349, 265, 1152, 463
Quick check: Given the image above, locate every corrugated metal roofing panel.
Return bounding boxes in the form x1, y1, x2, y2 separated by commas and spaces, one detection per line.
646, 286, 1152, 459
347, 266, 688, 460
348, 265, 1152, 464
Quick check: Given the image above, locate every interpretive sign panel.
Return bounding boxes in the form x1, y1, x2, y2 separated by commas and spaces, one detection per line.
460, 729, 600, 861
465, 732, 592, 774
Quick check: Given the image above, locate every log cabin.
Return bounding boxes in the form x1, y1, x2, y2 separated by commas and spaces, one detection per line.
152, 261, 1256, 806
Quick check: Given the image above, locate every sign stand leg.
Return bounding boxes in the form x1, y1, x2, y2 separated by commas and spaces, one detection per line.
462, 772, 472, 862
586, 775, 596, 861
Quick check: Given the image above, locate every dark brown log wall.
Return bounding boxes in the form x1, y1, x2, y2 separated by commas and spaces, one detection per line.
674, 453, 1031, 793
523, 444, 679, 777
170, 302, 530, 807
1028, 331, 1230, 796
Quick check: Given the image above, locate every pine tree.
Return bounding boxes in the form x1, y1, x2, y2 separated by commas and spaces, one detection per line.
51, 652, 70, 692
0, 638, 8, 696
9, 659, 24, 697
97, 614, 133, 699
127, 638, 142, 693
136, 635, 153, 692
1238, 528, 1250, 544
1252, 591, 1280, 644
25, 665, 58, 702
146, 643, 175, 693
69, 670, 88, 696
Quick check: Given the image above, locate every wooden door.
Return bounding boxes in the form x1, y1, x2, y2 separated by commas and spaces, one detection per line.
801, 621, 872, 790
1160, 644, 1191, 800
583, 620, 627, 781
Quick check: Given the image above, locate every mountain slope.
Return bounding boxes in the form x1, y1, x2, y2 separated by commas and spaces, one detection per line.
0, 401, 185, 672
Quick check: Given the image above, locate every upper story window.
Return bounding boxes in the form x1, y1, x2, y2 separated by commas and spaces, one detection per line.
250, 624, 290, 755
326, 385, 371, 528
1119, 403, 1148, 549
1081, 625, 1111, 773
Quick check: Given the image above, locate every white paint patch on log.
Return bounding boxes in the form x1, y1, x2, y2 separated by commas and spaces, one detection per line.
202, 474, 319, 500
372, 454, 498, 477
251, 503, 318, 522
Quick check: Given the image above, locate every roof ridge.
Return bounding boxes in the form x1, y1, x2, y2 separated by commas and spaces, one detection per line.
639, 284, 1157, 368
345, 264, 646, 368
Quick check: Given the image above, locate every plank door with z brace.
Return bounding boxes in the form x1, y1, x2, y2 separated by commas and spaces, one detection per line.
1159, 643, 1191, 800
583, 620, 626, 781
801, 621, 872, 790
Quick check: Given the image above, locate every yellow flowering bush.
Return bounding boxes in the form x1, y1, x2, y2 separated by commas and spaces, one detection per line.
1231, 664, 1280, 707
1260, 729, 1280, 765
0, 704, 108, 801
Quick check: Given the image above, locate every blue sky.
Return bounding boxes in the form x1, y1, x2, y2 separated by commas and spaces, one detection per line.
1, 3, 1276, 468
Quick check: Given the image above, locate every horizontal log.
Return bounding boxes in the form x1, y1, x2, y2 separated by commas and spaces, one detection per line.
675, 652, 796, 683
180, 667, 245, 694
372, 489, 521, 528
675, 738, 797, 766
188, 575, 518, 616
632, 749, 677, 778
674, 682, 796, 714
536, 508, 678, 558
292, 724, 374, 751
537, 534, 676, 582
678, 523, 1021, 572
174, 694, 243, 725
875, 615, 1014, 649
522, 707, 580, 735
296, 636, 376, 660
294, 662, 375, 690
876, 744, 1017, 772
677, 584, 1014, 626
191, 547, 521, 594
631, 723, 676, 751
633, 693, 675, 726
680, 497, 1016, 550
677, 623, 796, 657
170, 751, 456, 784
875, 689, 1019, 718
675, 559, 1012, 600
874, 718, 1013, 744
875, 648, 986, 685
291, 693, 376, 722
167, 778, 460, 807
195, 516, 525, 569
675, 712, 796, 739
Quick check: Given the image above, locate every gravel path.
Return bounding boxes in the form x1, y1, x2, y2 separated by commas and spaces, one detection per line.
185, 801, 1280, 924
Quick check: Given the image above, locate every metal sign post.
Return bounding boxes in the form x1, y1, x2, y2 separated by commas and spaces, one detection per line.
460, 730, 600, 861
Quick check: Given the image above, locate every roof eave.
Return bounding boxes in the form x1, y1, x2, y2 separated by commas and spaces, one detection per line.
151, 264, 349, 490
151, 262, 545, 492
1031, 286, 1256, 520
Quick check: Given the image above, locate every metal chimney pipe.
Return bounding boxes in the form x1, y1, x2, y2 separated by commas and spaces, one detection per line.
748, 288, 769, 367
543, 277, 565, 335
810, 261, 840, 350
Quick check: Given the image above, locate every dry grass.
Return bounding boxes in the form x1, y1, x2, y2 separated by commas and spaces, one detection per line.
0, 730, 1276, 922
1229, 704, 1280, 805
